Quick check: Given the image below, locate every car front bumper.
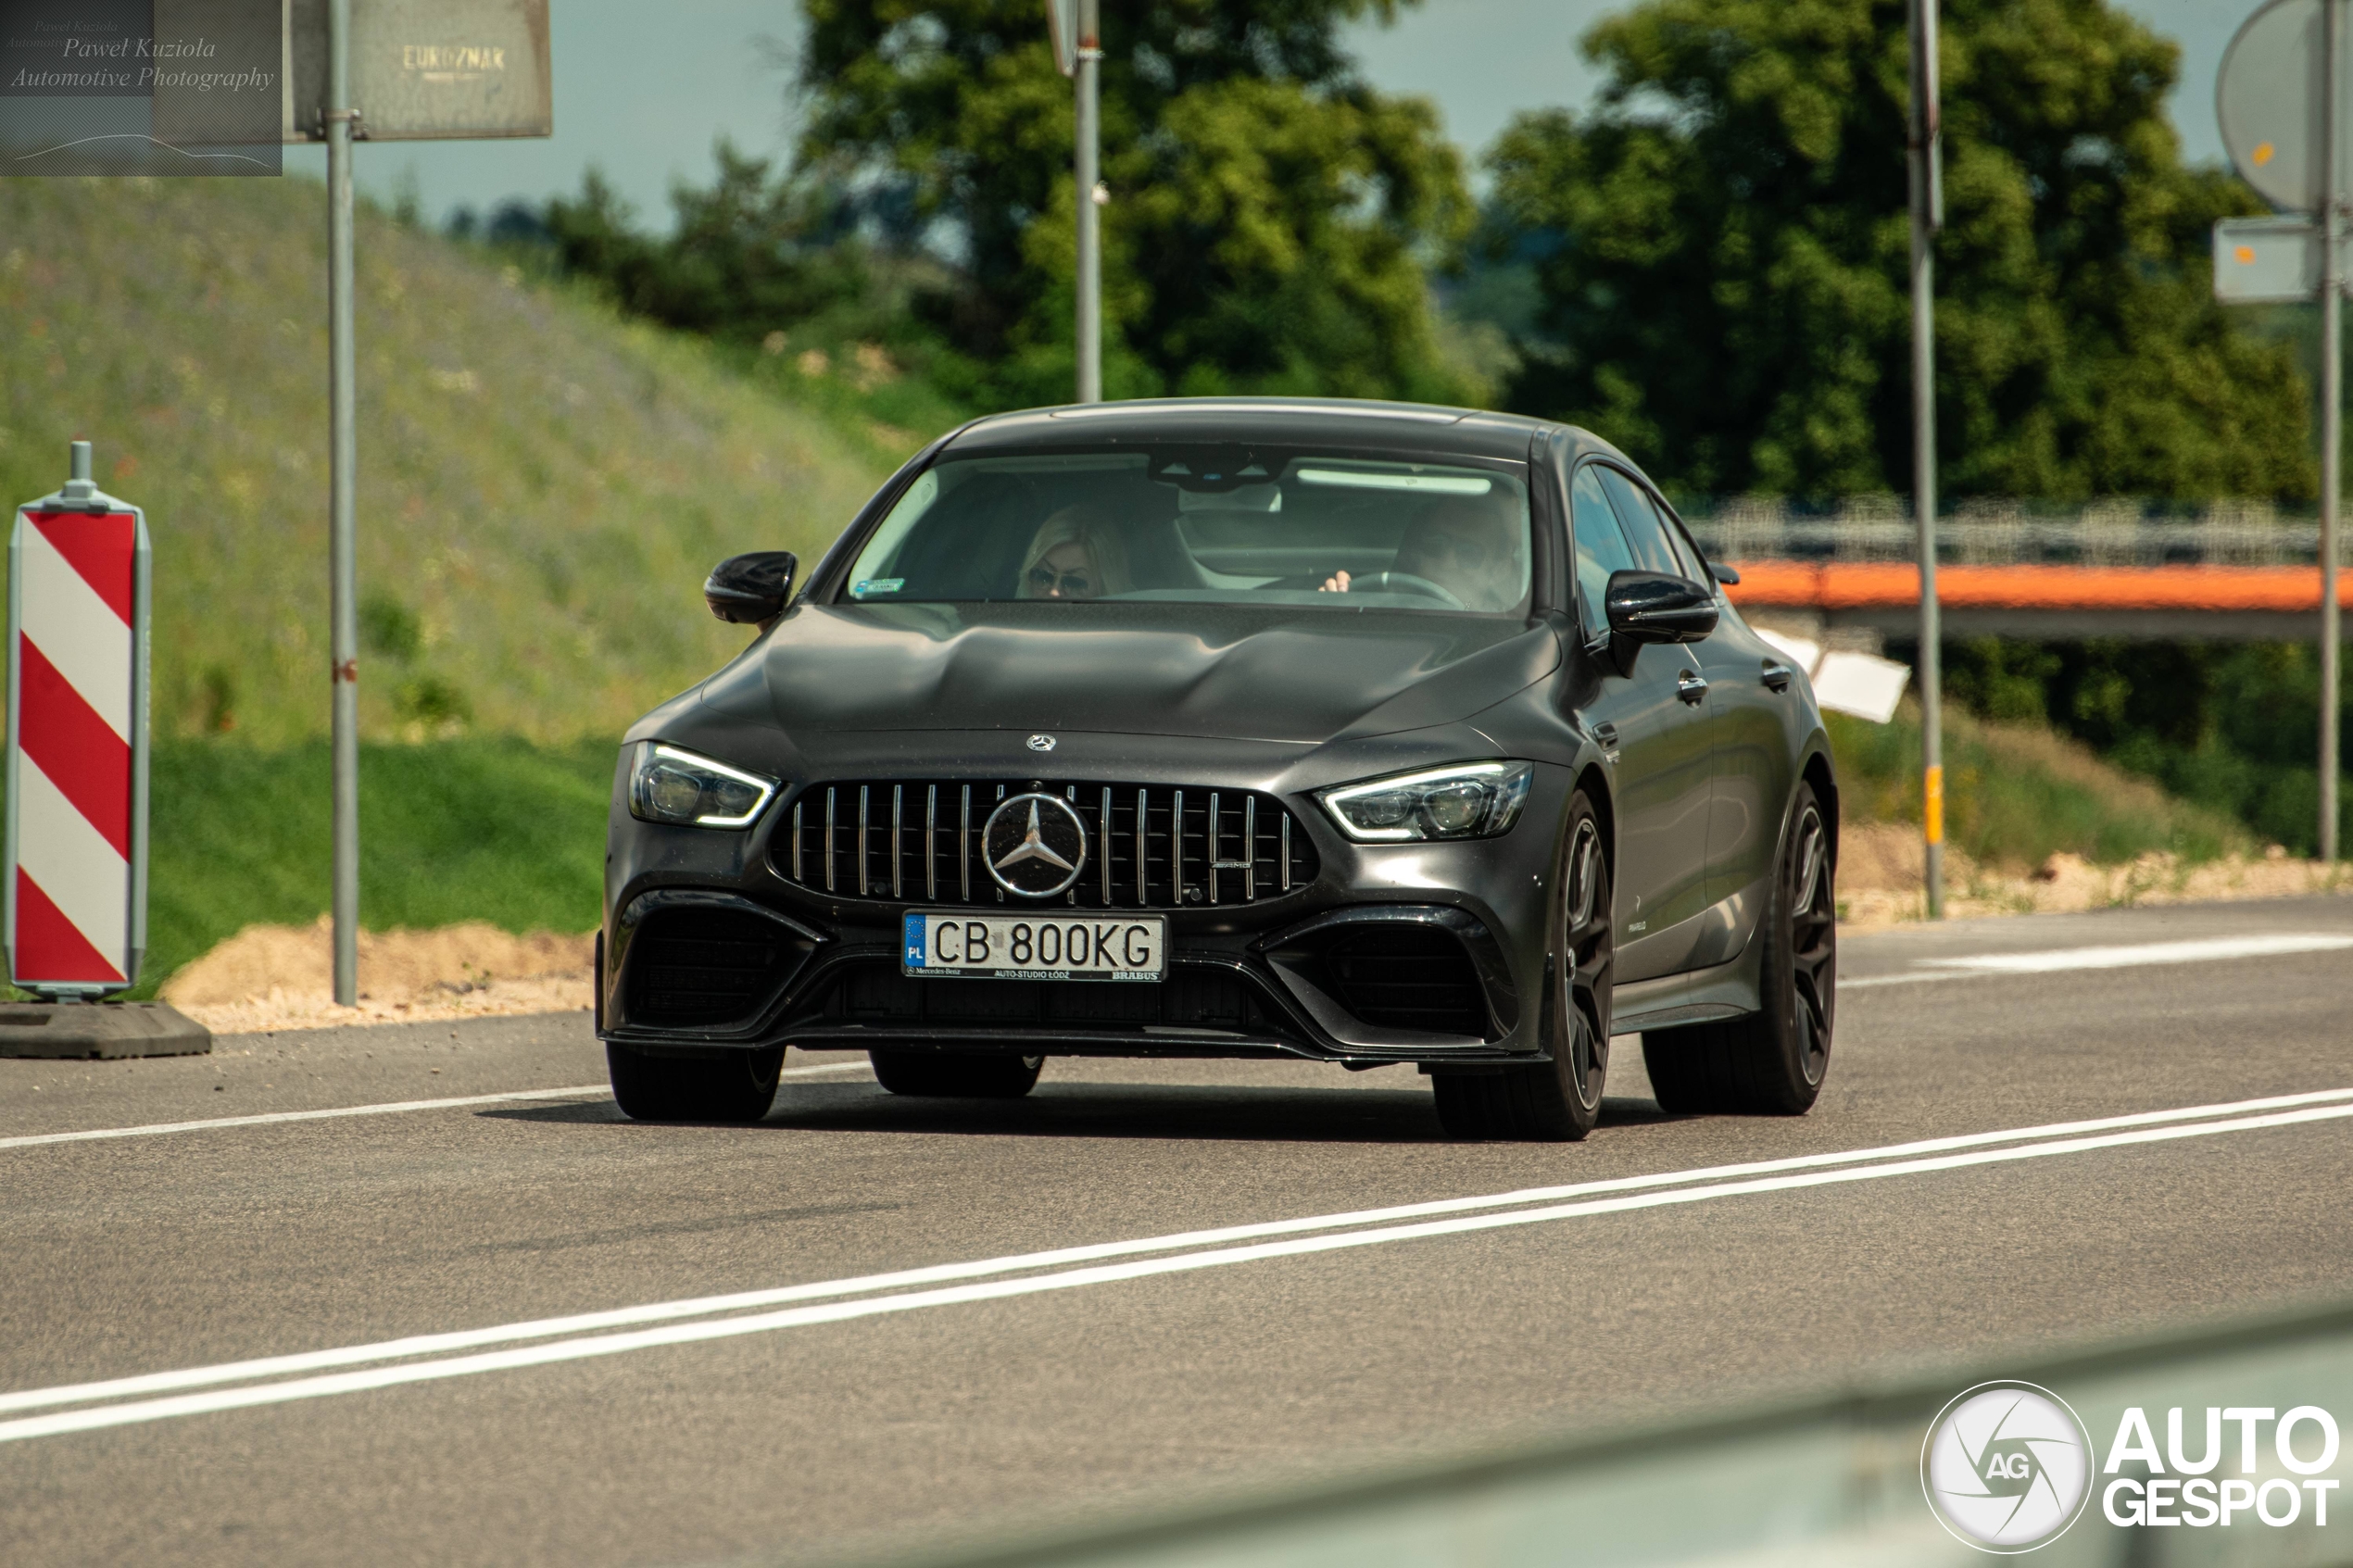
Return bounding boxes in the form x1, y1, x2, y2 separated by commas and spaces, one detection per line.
598, 744, 1570, 1068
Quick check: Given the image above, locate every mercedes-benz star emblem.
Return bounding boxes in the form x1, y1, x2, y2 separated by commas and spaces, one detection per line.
1026, 734, 1057, 752
982, 793, 1088, 897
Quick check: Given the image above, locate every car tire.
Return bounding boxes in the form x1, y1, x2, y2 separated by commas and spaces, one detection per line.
1643, 781, 1835, 1115
1433, 789, 1612, 1142
870, 1051, 1045, 1098
606, 1043, 785, 1123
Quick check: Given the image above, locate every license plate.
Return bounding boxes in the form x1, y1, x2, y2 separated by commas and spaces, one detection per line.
902, 912, 1165, 981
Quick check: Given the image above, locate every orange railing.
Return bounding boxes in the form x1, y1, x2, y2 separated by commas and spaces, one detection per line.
1725, 561, 2353, 612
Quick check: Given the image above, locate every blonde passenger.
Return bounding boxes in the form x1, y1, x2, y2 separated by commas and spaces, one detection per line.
1017, 505, 1133, 600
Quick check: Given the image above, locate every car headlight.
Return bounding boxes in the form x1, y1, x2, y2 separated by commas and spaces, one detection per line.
627, 742, 779, 829
1316, 761, 1533, 843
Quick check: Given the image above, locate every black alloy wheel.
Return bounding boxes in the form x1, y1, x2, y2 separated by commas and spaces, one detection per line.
1643, 781, 1836, 1114
870, 1051, 1045, 1098
606, 1043, 785, 1123
1434, 789, 1613, 1141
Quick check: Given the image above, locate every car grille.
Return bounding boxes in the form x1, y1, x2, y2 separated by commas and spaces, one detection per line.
1323, 926, 1488, 1036
774, 781, 1318, 910
624, 907, 808, 1027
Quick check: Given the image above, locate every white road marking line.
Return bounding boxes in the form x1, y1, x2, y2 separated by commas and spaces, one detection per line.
1843, 932, 2353, 988
4, 1086, 2349, 1431
6, 1099, 2351, 1446
0, 1060, 874, 1153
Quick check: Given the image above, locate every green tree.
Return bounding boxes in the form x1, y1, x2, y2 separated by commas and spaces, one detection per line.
795, 0, 1473, 405
1487, 0, 2315, 501
542, 145, 869, 345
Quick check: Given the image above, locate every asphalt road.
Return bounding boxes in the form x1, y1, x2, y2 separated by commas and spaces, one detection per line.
3, 897, 2351, 1566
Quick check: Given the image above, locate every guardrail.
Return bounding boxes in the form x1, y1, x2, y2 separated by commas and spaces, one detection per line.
862, 1296, 2353, 1568
1682, 503, 2330, 569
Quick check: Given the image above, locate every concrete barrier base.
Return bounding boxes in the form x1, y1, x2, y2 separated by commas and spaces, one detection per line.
0, 1002, 212, 1059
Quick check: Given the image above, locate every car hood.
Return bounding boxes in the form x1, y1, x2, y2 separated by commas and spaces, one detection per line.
701, 601, 1560, 746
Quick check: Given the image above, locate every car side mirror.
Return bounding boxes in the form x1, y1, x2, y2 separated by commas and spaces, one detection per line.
703, 551, 798, 628
1605, 569, 1718, 646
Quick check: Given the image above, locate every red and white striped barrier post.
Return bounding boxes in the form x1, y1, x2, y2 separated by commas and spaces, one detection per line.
6, 439, 148, 999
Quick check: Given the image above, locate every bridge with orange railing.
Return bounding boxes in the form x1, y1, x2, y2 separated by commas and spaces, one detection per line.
1685, 507, 2347, 640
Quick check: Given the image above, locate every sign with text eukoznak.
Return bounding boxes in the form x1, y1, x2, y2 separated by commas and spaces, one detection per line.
280, 0, 549, 141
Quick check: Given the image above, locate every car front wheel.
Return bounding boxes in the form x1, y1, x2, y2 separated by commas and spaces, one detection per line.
1643, 781, 1834, 1114
1433, 788, 1612, 1142
607, 1043, 785, 1123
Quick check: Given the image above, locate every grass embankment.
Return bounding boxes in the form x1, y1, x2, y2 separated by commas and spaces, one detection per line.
0, 176, 900, 745
1, 176, 921, 997
132, 739, 611, 999
1826, 704, 2250, 869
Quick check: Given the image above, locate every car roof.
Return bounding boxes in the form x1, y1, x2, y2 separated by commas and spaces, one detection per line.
943, 396, 1623, 467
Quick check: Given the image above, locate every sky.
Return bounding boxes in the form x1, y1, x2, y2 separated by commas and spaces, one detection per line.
292, 0, 2255, 232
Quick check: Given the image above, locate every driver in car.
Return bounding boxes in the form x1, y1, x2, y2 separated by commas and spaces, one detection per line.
1318, 495, 1522, 611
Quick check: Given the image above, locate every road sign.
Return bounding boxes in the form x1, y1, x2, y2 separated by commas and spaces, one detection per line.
2213, 215, 2334, 300
283, 0, 549, 140
2220, 0, 2347, 212
6, 442, 149, 999
2217, 0, 2351, 863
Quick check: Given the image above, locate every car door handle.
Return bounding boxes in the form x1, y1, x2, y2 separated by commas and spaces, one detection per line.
1592, 722, 1618, 746
1762, 661, 1794, 692
1676, 670, 1708, 704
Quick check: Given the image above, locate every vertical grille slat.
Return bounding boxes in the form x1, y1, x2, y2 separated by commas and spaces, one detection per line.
781, 779, 1315, 909
1244, 796, 1257, 900
1207, 792, 1221, 905
1100, 787, 1114, 906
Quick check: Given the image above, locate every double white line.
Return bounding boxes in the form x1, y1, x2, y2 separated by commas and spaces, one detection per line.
6, 1085, 2351, 1446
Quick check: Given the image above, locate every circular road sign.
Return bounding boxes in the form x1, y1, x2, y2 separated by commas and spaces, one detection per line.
2220, 0, 2346, 214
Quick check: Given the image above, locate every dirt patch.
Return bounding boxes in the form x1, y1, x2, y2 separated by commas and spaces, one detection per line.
1835, 822, 2353, 928
162, 917, 592, 1033
155, 830, 2353, 1032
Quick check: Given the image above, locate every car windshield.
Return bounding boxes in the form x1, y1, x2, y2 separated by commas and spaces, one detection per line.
842, 446, 1532, 614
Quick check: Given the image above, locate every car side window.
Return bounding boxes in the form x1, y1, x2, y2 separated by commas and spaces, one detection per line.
1570, 464, 1641, 642
1597, 467, 1692, 579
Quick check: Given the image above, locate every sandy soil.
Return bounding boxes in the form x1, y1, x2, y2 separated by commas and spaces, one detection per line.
1834, 822, 2353, 928
156, 838, 2353, 1032
161, 918, 591, 1034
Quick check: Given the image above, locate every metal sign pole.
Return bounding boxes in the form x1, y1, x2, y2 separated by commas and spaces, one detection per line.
2325, 0, 2344, 861
1074, 0, 1102, 404
326, 0, 359, 1003
1908, 0, 1944, 916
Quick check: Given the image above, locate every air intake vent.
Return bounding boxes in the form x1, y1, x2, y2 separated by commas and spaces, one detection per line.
1324, 926, 1488, 1037
774, 781, 1317, 910
808, 960, 1275, 1034
624, 906, 806, 1028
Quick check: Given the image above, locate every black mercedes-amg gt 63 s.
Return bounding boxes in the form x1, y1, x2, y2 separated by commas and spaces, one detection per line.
598, 397, 1838, 1140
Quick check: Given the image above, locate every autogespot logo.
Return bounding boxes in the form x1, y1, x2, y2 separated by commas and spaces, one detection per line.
1922, 1382, 2095, 1552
